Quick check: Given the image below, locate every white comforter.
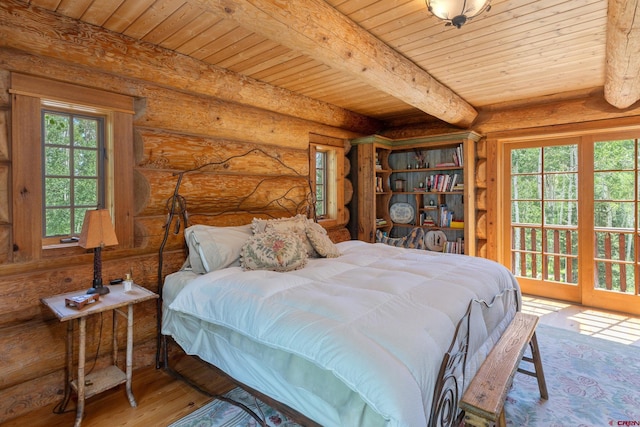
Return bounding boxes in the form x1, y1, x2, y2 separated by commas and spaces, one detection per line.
167, 240, 520, 427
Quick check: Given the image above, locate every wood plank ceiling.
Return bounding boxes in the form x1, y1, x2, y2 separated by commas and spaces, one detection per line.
22, 0, 640, 127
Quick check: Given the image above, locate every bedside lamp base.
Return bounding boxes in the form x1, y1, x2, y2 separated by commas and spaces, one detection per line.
87, 279, 110, 295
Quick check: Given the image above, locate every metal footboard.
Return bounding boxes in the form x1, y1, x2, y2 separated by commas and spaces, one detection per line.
429, 287, 520, 427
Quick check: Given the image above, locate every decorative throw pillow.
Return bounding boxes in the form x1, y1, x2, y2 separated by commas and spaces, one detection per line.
376, 228, 428, 250
375, 229, 407, 247
251, 214, 307, 234
404, 227, 427, 249
306, 221, 340, 258
185, 224, 253, 273
241, 231, 308, 272
252, 214, 318, 258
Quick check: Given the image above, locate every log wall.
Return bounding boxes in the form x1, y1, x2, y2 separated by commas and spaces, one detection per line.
0, 2, 376, 422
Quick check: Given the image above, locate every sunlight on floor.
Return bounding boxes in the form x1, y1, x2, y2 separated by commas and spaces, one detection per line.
569, 310, 640, 345
521, 295, 640, 346
520, 295, 571, 316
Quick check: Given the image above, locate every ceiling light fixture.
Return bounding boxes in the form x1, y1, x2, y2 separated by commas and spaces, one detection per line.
426, 0, 492, 29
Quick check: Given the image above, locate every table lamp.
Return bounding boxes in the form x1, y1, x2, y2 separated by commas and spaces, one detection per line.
78, 209, 118, 295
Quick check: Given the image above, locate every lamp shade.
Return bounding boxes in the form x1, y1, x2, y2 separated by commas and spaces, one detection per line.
426, 0, 491, 28
78, 209, 118, 249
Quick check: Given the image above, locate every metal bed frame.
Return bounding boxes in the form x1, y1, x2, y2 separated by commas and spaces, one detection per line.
154, 148, 520, 427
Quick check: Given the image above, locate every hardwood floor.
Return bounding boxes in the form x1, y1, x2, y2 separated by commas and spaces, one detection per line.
5, 296, 640, 426
2, 353, 235, 427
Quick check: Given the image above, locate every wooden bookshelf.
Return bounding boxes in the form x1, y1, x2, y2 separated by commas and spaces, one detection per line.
352, 131, 481, 255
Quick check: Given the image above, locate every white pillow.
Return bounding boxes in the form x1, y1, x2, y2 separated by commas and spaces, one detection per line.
185, 224, 252, 273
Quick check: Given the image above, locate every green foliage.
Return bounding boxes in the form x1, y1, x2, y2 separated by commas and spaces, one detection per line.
43, 111, 103, 237
511, 147, 540, 174
73, 117, 98, 148
315, 152, 326, 216
44, 113, 70, 145
45, 178, 70, 206
45, 208, 71, 236
75, 179, 98, 205
511, 144, 578, 227
45, 147, 70, 175
74, 149, 98, 176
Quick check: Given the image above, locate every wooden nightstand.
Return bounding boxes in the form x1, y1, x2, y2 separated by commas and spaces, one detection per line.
41, 284, 158, 427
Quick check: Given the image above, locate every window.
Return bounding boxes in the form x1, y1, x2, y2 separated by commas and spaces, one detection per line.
42, 110, 105, 239
309, 138, 345, 227
315, 150, 327, 217
10, 73, 134, 262
499, 128, 640, 315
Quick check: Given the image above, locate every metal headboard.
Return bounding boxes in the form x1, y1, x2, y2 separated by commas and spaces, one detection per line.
155, 147, 315, 369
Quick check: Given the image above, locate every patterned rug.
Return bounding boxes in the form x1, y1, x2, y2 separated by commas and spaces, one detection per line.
168, 324, 640, 427
505, 323, 640, 426
167, 387, 301, 427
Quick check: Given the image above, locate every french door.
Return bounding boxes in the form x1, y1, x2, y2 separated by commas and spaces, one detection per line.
503, 133, 640, 315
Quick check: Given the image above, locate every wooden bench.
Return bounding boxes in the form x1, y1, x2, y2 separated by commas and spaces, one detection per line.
459, 312, 548, 427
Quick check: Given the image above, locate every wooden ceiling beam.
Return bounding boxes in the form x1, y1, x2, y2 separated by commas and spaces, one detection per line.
0, 0, 380, 134
604, 0, 640, 109
196, 0, 477, 127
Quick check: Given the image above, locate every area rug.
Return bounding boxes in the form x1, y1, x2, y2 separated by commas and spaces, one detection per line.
505, 323, 640, 426
167, 386, 301, 427
169, 324, 640, 427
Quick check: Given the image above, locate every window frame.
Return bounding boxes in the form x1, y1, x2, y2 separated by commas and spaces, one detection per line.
41, 108, 107, 243
309, 139, 345, 228
315, 149, 328, 218
10, 73, 134, 262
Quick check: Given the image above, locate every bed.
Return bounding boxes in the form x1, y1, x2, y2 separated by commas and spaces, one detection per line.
158, 223, 520, 427
155, 149, 521, 427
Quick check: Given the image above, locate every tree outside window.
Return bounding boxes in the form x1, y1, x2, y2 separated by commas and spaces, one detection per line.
42, 110, 104, 238
315, 151, 327, 218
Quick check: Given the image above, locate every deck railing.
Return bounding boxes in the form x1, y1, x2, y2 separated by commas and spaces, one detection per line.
511, 224, 637, 294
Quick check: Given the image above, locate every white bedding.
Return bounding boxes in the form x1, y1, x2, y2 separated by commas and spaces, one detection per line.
163, 240, 520, 427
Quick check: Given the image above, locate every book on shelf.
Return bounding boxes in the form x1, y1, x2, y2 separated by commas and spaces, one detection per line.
426, 173, 461, 192
420, 212, 436, 227
438, 204, 448, 227
436, 144, 464, 168
375, 176, 384, 192
442, 237, 464, 254
437, 205, 463, 228
376, 218, 387, 226
435, 162, 457, 168
449, 174, 458, 190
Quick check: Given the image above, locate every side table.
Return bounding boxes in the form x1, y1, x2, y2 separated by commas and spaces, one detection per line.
41, 284, 158, 427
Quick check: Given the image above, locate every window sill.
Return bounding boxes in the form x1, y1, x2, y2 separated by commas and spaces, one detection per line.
43, 242, 80, 250
42, 243, 89, 259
